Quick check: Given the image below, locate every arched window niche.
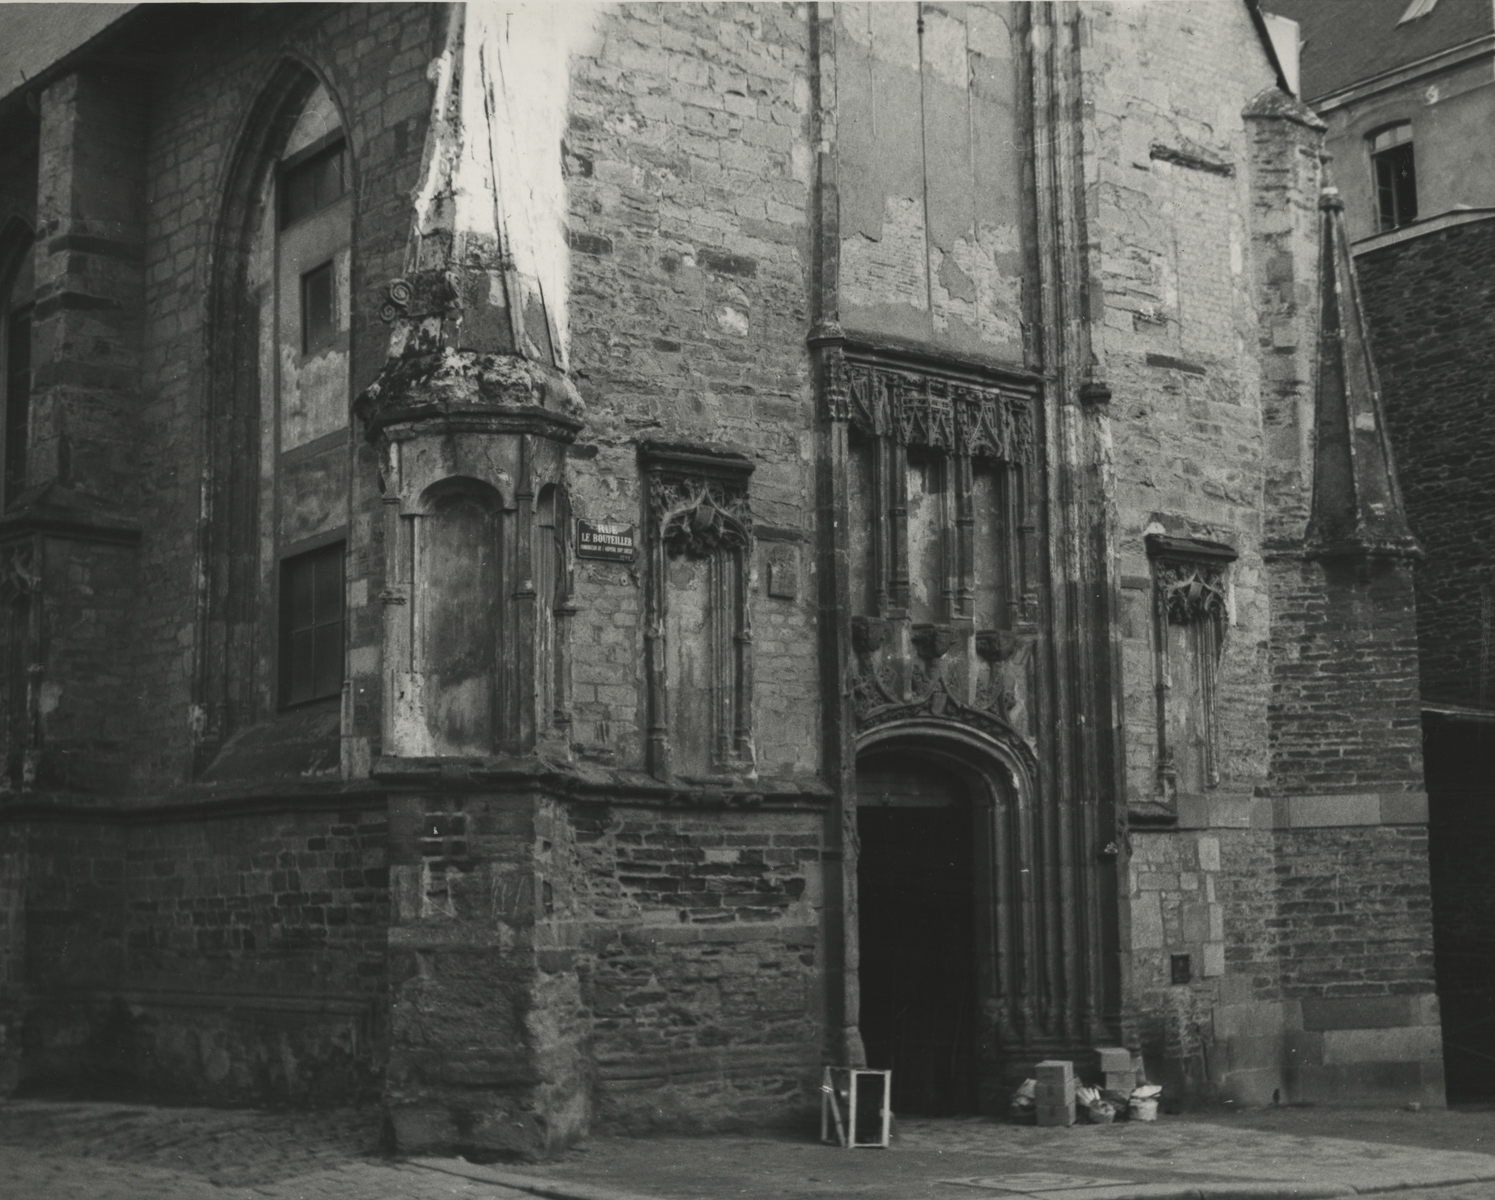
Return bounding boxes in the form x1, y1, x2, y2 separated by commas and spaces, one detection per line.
1145, 532, 1237, 812
412, 478, 503, 755
640, 440, 755, 780
372, 415, 577, 761
199, 62, 355, 775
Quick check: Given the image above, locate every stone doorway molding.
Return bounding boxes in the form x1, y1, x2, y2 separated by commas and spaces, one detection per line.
851, 717, 1101, 1107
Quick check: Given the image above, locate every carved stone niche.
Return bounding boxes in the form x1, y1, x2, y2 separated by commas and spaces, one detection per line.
1143, 533, 1236, 819
819, 334, 1041, 739
356, 364, 582, 760
639, 440, 755, 781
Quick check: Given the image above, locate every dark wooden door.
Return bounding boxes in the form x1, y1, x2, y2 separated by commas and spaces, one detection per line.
857, 757, 979, 1115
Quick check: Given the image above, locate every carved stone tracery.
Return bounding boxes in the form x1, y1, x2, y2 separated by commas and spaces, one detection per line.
833, 355, 1036, 464
1158, 561, 1228, 626
655, 479, 751, 561
826, 340, 1042, 751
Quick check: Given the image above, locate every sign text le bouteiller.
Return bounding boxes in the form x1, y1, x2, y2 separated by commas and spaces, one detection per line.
577, 520, 636, 562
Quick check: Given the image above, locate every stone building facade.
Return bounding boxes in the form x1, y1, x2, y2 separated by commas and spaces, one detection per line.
0, 1, 1445, 1156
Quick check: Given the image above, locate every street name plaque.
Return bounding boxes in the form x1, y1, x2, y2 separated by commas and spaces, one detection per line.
577, 520, 635, 562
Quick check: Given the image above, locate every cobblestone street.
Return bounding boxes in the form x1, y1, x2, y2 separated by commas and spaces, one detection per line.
0, 1102, 526, 1199
6, 1099, 1495, 1200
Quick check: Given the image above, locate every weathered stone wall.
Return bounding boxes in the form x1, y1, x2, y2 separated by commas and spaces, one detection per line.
384, 787, 824, 1148
1087, 0, 1274, 810
384, 788, 564, 1153
130, 2, 438, 782
0, 0, 1455, 1133
1082, 0, 1286, 1105
31, 537, 138, 794
1087, 0, 1439, 1110
0, 1, 433, 1109
1248, 84, 1437, 1111
832, 3, 1028, 361
560, 3, 820, 777
19, 802, 388, 1104
1125, 829, 1231, 1097
31, 65, 149, 508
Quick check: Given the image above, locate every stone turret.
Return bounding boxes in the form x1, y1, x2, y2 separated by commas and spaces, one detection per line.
356, 4, 587, 762
1305, 187, 1420, 559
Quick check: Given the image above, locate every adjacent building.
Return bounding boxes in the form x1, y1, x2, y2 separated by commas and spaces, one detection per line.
0, 1, 1447, 1154
1269, 0, 1495, 1100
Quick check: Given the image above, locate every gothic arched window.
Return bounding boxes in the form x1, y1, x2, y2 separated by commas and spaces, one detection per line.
200, 68, 355, 773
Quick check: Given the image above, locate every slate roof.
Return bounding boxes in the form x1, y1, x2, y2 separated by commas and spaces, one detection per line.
0, 3, 135, 103
1266, 0, 1494, 101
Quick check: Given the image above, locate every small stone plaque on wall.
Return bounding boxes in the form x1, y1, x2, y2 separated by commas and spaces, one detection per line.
767, 548, 798, 599
577, 520, 635, 562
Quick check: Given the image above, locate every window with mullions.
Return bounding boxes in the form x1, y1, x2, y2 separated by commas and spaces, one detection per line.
280, 139, 347, 229
279, 542, 345, 707
1370, 124, 1417, 231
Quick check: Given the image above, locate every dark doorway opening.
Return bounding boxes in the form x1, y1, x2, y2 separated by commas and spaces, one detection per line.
1426, 712, 1495, 1102
856, 753, 979, 1116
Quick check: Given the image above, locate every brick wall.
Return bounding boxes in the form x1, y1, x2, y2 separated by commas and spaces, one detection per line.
384, 790, 824, 1147
1273, 825, 1434, 1000
1268, 558, 1424, 796
566, 804, 823, 1131
1357, 218, 1495, 711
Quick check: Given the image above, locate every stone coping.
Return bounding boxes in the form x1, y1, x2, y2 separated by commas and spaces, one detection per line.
1166, 793, 1427, 830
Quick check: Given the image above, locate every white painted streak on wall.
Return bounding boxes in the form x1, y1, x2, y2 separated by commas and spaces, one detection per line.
404, 4, 608, 368
473, 2, 608, 368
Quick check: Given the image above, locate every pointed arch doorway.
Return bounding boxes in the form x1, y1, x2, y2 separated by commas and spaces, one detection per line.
856, 746, 986, 1116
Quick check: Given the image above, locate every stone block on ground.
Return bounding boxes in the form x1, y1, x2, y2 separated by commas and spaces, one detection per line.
1035, 1059, 1075, 1083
